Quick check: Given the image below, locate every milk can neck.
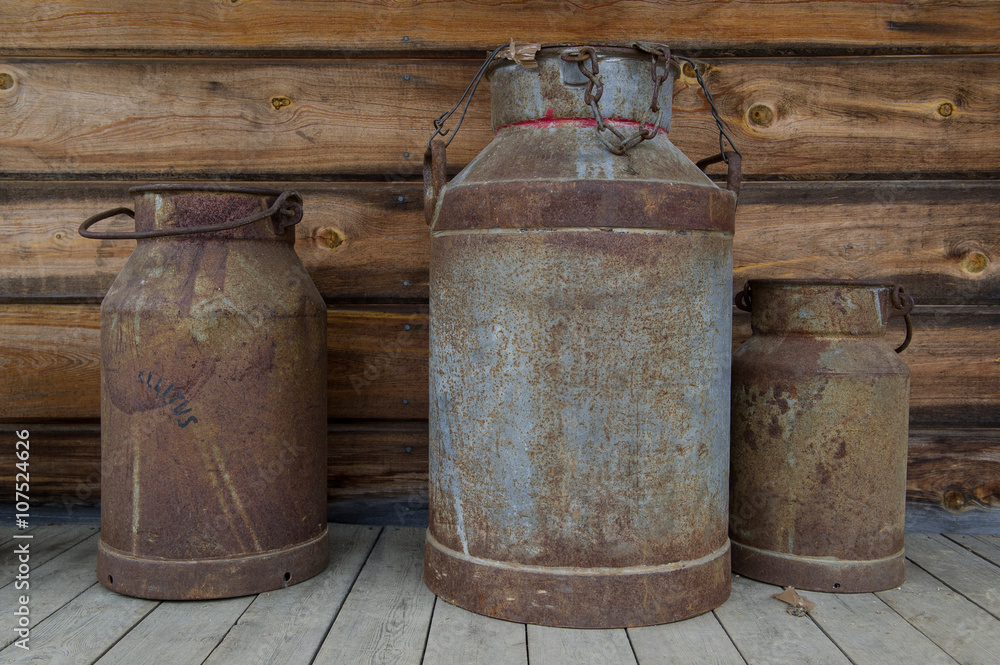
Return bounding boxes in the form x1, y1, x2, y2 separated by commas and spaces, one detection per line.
746, 281, 894, 338
488, 47, 677, 131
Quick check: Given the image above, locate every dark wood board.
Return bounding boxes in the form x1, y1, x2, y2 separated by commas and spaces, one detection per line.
2, 1, 998, 57
1, 180, 996, 305
0, 56, 996, 179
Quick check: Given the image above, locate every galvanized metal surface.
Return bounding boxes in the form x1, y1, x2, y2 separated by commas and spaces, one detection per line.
730, 279, 912, 593
425, 46, 738, 628
89, 186, 329, 600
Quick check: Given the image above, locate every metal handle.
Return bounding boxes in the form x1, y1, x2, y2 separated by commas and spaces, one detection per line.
889, 284, 915, 354
698, 151, 742, 197
423, 140, 448, 225
734, 282, 752, 311
78, 190, 303, 240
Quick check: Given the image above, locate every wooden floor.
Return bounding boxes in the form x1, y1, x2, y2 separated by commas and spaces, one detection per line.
2, 526, 1000, 664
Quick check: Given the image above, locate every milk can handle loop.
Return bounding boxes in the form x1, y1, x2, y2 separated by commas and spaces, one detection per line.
734, 282, 752, 312
79, 190, 303, 240
889, 284, 915, 354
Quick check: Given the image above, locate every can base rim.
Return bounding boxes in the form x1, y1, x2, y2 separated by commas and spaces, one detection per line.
96, 527, 330, 600
424, 531, 731, 628
731, 540, 905, 593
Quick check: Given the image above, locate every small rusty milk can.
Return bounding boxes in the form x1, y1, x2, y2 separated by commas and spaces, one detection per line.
79, 185, 328, 599
423, 44, 742, 627
730, 279, 914, 593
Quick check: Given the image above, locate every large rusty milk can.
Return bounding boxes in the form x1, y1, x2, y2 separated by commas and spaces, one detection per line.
79, 185, 328, 599
423, 44, 742, 627
730, 279, 914, 593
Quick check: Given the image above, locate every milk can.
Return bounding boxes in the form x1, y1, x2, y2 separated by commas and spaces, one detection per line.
730, 279, 914, 593
79, 185, 328, 599
423, 44, 741, 627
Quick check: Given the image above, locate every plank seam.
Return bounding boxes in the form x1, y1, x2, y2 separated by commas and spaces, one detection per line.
418, 595, 437, 665
709, 608, 750, 665
866, 593, 963, 665
803, 605, 859, 665
306, 526, 384, 665
940, 533, 1000, 570
196, 596, 258, 665
86, 593, 162, 665
903, 551, 1000, 622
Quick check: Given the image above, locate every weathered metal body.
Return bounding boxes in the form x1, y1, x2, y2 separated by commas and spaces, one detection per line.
730, 279, 913, 593
424, 46, 740, 627
83, 186, 328, 600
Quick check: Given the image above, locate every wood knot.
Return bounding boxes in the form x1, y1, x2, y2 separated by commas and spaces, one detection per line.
0, 73, 13, 90
943, 489, 965, 511
961, 252, 988, 274
316, 227, 344, 249
748, 104, 774, 128
271, 96, 292, 111
937, 102, 954, 117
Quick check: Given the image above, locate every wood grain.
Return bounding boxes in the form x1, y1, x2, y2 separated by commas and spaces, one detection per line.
877, 561, 1000, 665
628, 612, 746, 665
714, 575, 852, 665
0, 422, 428, 504
312, 527, 435, 665
526, 626, 637, 665
203, 525, 381, 665
423, 599, 528, 665
802, 591, 957, 665
0, 57, 996, 178
2, 2, 997, 56
2, 304, 996, 425
907, 429, 1000, 513
1, 180, 997, 305
95, 596, 255, 665
904, 533, 1000, 620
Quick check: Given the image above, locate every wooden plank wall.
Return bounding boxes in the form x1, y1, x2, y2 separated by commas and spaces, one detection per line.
1, 1, 998, 527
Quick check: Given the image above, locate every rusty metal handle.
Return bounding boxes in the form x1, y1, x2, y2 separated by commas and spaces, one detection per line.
889, 284, 915, 353
697, 151, 742, 197
734, 282, 752, 311
78, 190, 303, 240
424, 140, 448, 225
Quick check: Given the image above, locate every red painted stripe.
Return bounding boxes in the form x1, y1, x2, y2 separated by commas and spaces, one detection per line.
495, 115, 668, 135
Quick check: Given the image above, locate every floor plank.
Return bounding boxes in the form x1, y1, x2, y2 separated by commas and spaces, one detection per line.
904, 533, 1000, 619
312, 527, 435, 665
944, 533, 1000, 568
0, 532, 101, 648
202, 525, 381, 665
0, 583, 156, 664
877, 560, 1000, 665
805, 590, 958, 665
628, 611, 746, 665
527, 625, 637, 665
94, 596, 255, 665
422, 599, 527, 665
714, 576, 852, 665
0, 525, 97, 586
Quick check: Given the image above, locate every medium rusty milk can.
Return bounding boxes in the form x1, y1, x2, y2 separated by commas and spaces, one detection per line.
730, 279, 914, 593
79, 185, 328, 599
423, 44, 742, 627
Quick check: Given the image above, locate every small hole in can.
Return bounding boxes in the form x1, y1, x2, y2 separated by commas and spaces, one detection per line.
284, 572, 291, 582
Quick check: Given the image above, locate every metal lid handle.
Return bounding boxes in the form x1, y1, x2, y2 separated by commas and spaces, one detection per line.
79, 190, 303, 240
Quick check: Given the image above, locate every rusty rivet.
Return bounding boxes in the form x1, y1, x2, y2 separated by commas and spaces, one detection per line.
937, 102, 954, 117
748, 104, 774, 128
0, 73, 13, 90
943, 489, 965, 511
961, 252, 988, 274
316, 228, 344, 249
270, 96, 292, 110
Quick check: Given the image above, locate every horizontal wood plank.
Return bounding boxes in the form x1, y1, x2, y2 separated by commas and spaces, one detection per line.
1, 180, 997, 306
2, 2, 997, 56
0, 422, 428, 505
0, 57, 996, 178
1, 424, 993, 522
1, 304, 996, 425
